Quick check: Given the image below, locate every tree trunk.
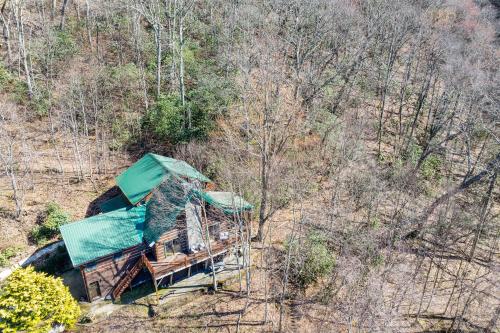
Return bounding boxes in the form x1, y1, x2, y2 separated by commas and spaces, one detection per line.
201, 202, 217, 292
256, 134, 268, 242
85, 0, 92, 50
179, 13, 189, 128
14, 3, 33, 98
155, 26, 161, 98
468, 171, 496, 261
406, 152, 500, 239
59, 0, 69, 30
0, 5, 12, 64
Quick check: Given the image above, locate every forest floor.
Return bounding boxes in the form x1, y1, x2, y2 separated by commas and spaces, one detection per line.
75, 186, 498, 332
0, 115, 496, 332
0, 116, 131, 266
1, 150, 496, 332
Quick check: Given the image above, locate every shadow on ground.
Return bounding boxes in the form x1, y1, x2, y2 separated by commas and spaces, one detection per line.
62, 268, 87, 301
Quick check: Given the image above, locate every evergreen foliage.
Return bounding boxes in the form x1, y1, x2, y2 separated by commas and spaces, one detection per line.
30, 202, 70, 245
0, 247, 20, 268
286, 231, 335, 290
0, 267, 80, 333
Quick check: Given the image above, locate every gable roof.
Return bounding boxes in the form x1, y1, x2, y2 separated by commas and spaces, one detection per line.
60, 206, 147, 267
60, 155, 254, 267
115, 153, 211, 205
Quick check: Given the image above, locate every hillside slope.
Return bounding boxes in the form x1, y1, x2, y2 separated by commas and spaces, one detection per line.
0, 0, 498, 332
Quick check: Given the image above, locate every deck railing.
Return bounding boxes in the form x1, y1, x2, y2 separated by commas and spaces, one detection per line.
151, 238, 237, 278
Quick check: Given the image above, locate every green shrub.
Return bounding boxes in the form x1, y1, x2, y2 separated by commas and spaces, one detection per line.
371, 253, 385, 267
421, 154, 442, 180
142, 37, 237, 145
0, 266, 80, 333
30, 202, 70, 245
0, 247, 21, 268
369, 216, 381, 229
107, 63, 143, 107
0, 63, 28, 103
143, 94, 186, 143
29, 88, 51, 117
403, 142, 423, 166
286, 231, 335, 290
52, 30, 77, 61
109, 119, 133, 151
0, 63, 11, 87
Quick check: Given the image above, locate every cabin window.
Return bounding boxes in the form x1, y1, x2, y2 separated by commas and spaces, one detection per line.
85, 261, 97, 272
164, 239, 182, 257
208, 224, 220, 240
113, 251, 123, 261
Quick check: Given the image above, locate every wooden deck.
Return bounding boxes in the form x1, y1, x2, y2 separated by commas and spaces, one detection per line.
111, 238, 238, 300
150, 238, 237, 279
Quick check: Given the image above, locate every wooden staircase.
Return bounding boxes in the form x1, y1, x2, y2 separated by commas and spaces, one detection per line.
112, 253, 155, 300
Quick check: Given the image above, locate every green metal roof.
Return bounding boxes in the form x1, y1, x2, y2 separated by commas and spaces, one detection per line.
116, 153, 211, 205
61, 155, 253, 266
202, 191, 253, 214
60, 206, 147, 267
99, 194, 131, 213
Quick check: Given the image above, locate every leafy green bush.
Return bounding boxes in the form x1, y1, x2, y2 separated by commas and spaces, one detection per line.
0, 63, 11, 87
421, 154, 442, 180
107, 63, 143, 108
286, 231, 335, 290
403, 142, 422, 166
30, 202, 70, 245
0, 62, 28, 103
29, 88, 51, 117
0, 247, 21, 268
370, 216, 381, 229
401, 142, 442, 180
143, 94, 186, 143
53, 30, 77, 61
142, 38, 237, 145
0, 266, 80, 333
109, 119, 133, 151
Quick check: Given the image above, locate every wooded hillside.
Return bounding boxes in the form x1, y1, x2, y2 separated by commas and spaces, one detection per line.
0, 0, 498, 331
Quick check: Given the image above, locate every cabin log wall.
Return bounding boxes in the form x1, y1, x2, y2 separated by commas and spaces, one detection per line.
81, 243, 146, 300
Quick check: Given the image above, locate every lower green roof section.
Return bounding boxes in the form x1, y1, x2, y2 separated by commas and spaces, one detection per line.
202, 191, 253, 214
60, 206, 147, 267
99, 194, 131, 213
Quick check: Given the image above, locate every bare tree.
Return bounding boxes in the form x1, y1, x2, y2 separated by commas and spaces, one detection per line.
13, 0, 33, 97
0, 106, 26, 218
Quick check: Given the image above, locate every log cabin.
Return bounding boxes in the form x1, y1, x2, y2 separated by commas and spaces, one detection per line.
60, 153, 252, 302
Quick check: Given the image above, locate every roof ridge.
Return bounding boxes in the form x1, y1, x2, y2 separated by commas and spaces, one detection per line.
147, 153, 168, 168
150, 153, 194, 177
149, 153, 185, 174
149, 152, 176, 162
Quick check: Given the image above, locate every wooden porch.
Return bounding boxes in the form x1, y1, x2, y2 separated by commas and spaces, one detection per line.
112, 238, 237, 300
150, 237, 237, 280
